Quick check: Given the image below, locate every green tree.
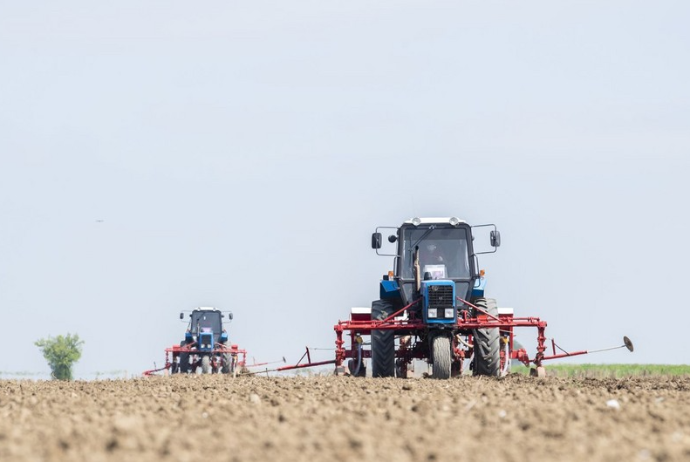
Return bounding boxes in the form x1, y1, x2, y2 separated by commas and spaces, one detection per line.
35, 333, 84, 380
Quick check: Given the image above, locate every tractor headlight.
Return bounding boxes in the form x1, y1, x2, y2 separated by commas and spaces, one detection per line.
449, 217, 460, 227
444, 308, 454, 318
428, 308, 438, 318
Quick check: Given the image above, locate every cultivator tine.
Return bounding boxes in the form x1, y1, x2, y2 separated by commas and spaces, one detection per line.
541, 336, 635, 362
244, 348, 336, 375
624, 336, 634, 352
588, 336, 635, 354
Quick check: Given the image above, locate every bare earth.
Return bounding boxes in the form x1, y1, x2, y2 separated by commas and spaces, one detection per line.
1, 375, 689, 462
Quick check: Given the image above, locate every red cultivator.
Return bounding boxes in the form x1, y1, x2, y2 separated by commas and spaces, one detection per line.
333, 297, 542, 377
332, 297, 633, 378
144, 343, 248, 377
249, 300, 632, 378
145, 307, 253, 377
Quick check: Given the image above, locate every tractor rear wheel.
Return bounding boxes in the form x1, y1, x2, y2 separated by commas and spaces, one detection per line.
472, 298, 501, 377
201, 356, 211, 374
179, 341, 190, 374
431, 334, 452, 379
371, 300, 395, 378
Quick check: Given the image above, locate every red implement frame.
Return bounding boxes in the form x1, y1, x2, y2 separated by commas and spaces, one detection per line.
257, 297, 557, 376
143, 343, 248, 376
333, 297, 551, 374
245, 347, 336, 375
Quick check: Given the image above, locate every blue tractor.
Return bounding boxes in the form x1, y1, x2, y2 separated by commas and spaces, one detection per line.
367, 216, 502, 379
171, 307, 235, 374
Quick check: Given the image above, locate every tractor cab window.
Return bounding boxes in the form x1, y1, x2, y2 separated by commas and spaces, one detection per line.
400, 227, 471, 280
190, 312, 222, 337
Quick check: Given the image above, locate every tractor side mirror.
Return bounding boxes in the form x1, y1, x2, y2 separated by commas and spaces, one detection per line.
228, 312, 234, 320
371, 233, 382, 249
490, 230, 501, 248
179, 312, 184, 320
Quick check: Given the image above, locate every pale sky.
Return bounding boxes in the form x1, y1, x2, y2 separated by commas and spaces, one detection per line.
1, 1, 689, 378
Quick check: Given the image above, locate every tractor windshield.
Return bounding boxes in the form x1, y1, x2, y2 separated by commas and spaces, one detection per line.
190, 311, 222, 337
400, 226, 471, 280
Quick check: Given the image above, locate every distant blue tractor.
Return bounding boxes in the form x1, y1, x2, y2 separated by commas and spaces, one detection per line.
171, 307, 235, 374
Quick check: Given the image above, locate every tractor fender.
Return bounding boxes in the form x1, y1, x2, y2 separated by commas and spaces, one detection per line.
471, 277, 487, 299
379, 279, 401, 300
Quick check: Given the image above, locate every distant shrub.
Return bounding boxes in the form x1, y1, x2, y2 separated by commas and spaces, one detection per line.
35, 333, 84, 381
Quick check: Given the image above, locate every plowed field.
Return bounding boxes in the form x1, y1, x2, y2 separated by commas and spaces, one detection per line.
2, 374, 689, 462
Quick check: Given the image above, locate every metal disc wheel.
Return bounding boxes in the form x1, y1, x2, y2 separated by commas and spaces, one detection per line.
472, 298, 501, 377
431, 335, 452, 379
371, 300, 395, 377
201, 355, 211, 374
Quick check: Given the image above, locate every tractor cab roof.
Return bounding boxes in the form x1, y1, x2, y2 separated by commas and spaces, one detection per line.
193, 306, 218, 312
403, 217, 467, 226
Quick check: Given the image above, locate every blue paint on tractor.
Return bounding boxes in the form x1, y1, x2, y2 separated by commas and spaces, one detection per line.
421, 280, 456, 324
198, 331, 214, 352
380, 279, 401, 300
472, 277, 487, 299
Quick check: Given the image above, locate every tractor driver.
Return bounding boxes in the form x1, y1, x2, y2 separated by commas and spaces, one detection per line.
419, 242, 448, 279
420, 242, 445, 265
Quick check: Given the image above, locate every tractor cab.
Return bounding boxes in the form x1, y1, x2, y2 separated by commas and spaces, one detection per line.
181, 307, 230, 351
397, 219, 475, 324
372, 217, 497, 305
190, 310, 223, 337
399, 219, 474, 300
372, 217, 501, 324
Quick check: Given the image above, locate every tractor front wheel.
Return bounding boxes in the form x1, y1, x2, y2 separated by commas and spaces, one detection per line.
472, 298, 501, 377
371, 300, 395, 378
431, 334, 452, 379
201, 356, 211, 374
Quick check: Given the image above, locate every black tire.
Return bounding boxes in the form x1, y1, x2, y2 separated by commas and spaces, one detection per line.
221, 353, 233, 374
472, 298, 501, 377
371, 300, 395, 378
431, 334, 452, 379
201, 356, 211, 374
347, 359, 364, 377
179, 341, 190, 374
